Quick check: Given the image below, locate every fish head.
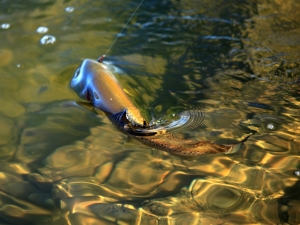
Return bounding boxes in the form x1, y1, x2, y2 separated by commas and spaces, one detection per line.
70, 59, 112, 102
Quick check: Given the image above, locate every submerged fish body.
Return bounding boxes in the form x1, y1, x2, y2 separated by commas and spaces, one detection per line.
70, 59, 234, 157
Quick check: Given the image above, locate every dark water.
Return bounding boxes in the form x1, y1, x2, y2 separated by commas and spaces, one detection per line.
0, 0, 300, 224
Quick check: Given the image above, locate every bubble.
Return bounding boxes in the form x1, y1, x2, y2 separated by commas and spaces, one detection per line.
40, 35, 56, 45
266, 123, 275, 130
36, 26, 48, 34
65, 6, 74, 13
294, 170, 300, 176
1, 23, 10, 29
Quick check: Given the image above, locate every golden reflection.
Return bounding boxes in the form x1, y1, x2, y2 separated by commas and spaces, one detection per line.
159, 171, 189, 192
187, 155, 234, 177
263, 155, 300, 172
0, 190, 52, 224
94, 161, 114, 184
67, 213, 114, 225
0, 163, 30, 175
0, 49, 12, 67
100, 151, 173, 195
63, 199, 141, 225
190, 179, 255, 211
250, 199, 281, 224
42, 145, 112, 179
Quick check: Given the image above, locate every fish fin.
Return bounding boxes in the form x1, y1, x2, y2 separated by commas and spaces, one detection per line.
76, 101, 93, 110
240, 132, 255, 142
226, 142, 245, 154
110, 110, 127, 122
124, 124, 161, 136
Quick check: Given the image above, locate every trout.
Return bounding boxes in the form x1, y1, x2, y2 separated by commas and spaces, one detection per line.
70, 59, 234, 157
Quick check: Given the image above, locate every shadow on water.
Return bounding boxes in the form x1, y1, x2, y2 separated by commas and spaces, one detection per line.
278, 177, 300, 224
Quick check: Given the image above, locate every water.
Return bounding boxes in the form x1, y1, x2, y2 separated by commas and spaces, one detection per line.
0, 0, 300, 224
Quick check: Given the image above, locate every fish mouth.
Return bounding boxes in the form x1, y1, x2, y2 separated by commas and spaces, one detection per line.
125, 107, 148, 127
123, 108, 160, 136
123, 124, 164, 136
123, 120, 167, 136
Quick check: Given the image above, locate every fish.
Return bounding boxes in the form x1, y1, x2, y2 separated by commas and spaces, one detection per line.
70, 59, 234, 157
71, 59, 147, 128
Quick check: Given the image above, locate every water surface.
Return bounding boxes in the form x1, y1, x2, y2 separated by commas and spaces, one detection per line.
0, 0, 300, 224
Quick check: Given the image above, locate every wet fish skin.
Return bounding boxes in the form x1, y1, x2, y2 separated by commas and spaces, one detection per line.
70, 59, 234, 157
107, 110, 233, 156
70, 59, 146, 127
138, 133, 232, 156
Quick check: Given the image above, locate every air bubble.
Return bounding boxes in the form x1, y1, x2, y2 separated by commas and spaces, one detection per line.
65, 6, 74, 13
266, 123, 275, 130
40, 35, 56, 45
36, 26, 48, 34
1, 23, 10, 29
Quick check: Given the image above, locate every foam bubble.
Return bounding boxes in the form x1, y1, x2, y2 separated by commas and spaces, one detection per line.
36, 26, 48, 34
266, 123, 275, 130
40, 35, 56, 45
1, 23, 10, 29
65, 6, 74, 13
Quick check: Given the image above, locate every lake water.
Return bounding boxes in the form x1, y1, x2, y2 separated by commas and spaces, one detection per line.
0, 0, 300, 224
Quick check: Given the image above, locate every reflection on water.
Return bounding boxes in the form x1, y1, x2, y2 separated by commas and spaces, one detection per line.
0, 0, 300, 224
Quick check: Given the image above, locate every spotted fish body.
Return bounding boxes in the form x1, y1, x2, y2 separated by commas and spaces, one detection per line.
71, 59, 233, 157
138, 134, 231, 156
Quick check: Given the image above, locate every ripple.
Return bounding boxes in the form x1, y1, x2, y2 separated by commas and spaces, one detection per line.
151, 109, 205, 133
147, 101, 206, 134
202, 35, 240, 41
91, 203, 138, 224
40, 35, 56, 45
190, 179, 255, 212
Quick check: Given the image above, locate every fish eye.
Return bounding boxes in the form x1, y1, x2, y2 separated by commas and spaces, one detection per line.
74, 68, 80, 78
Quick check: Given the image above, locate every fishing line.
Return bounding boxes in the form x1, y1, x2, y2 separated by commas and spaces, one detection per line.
98, 0, 145, 62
